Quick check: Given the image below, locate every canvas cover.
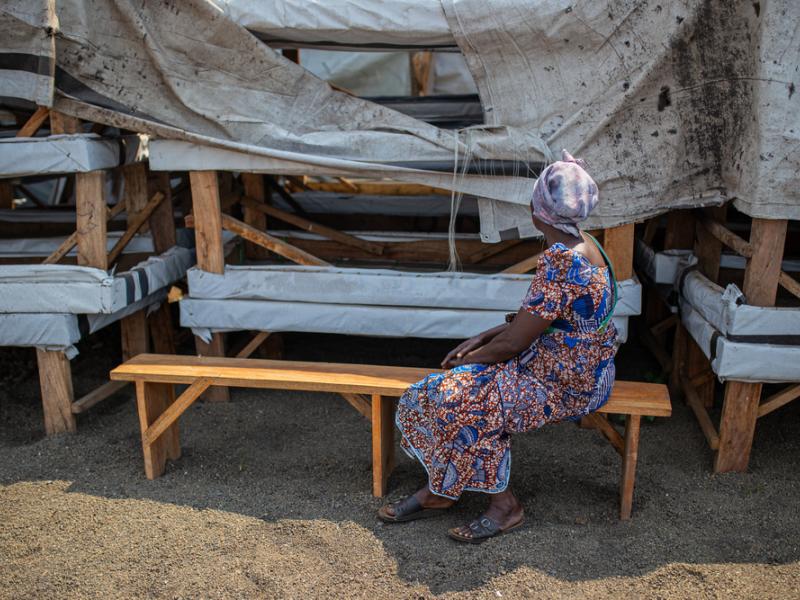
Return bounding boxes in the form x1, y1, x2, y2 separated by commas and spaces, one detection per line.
1, 0, 797, 235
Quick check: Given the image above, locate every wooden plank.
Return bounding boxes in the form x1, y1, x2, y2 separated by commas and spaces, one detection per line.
715, 381, 761, 472
743, 218, 788, 306
16, 107, 49, 137
340, 393, 372, 420
142, 378, 211, 447
582, 413, 624, 456
680, 372, 720, 450
241, 173, 270, 260
147, 172, 177, 254
107, 191, 165, 266
136, 380, 180, 479
603, 224, 634, 280
122, 163, 149, 230
465, 239, 523, 264
120, 309, 150, 361
240, 196, 385, 256
663, 210, 695, 250
111, 355, 672, 415
758, 384, 800, 419
189, 171, 225, 274
36, 349, 76, 435
220, 214, 329, 266
501, 252, 542, 274
235, 331, 271, 359
194, 334, 230, 402
72, 380, 128, 414
75, 171, 108, 269
697, 212, 753, 258
779, 271, 800, 300
371, 394, 395, 497
619, 415, 641, 520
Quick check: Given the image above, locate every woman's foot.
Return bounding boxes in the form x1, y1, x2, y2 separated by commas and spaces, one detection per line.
378, 486, 456, 522
448, 490, 524, 543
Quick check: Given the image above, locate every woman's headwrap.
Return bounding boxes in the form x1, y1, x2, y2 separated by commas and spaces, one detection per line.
530, 150, 599, 237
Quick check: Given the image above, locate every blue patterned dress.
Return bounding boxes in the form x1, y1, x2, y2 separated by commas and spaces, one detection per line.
396, 243, 618, 499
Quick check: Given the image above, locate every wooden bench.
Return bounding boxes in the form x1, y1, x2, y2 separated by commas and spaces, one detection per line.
110, 354, 671, 519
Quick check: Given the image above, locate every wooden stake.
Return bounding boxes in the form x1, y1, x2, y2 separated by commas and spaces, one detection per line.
603, 224, 634, 280
240, 195, 384, 256
189, 171, 225, 274
36, 349, 76, 434
16, 107, 50, 137
76, 171, 108, 270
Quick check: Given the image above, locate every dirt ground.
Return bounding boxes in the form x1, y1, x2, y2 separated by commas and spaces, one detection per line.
1, 326, 800, 599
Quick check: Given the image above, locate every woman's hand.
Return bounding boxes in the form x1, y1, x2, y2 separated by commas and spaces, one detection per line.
441, 334, 486, 369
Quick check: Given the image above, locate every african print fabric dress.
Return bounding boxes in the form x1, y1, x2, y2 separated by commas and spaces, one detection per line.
396, 243, 618, 499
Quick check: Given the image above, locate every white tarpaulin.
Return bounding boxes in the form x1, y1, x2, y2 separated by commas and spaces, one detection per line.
2, 1, 797, 230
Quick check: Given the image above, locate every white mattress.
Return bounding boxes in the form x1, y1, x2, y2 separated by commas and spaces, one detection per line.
0, 134, 145, 178
0, 246, 193, 314
181, 297, 630, 343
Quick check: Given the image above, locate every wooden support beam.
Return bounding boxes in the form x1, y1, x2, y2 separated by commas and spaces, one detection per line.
189, 171, 225, 274
758, 384, 800, 419
36, 349, 76, 434
76, 171, 108, 270
642, 217, 659, 246
697, 212, 753, 258
651, 314, 678, 337
72, 380, 128, 414
149, 302, 175, 355
0, 182, 13, 209
121, 309, 150, 361
235, 331, 271, 359
107, 191, 164, 267
148, 172, 177, 254
241, 173, 270, 260
465, 239, 523, 264
411, 51, 433, 96
298, 179, 450, 196
664, 210, 695, 250
340, 393, 372, 420
16, 107, 49, 137
122, 163, 149, 231
743, 218, 788, 306
241, 195, 385, 256
603, 224, 634, 280
501, 252, 542, 274
42, 198, 127, 265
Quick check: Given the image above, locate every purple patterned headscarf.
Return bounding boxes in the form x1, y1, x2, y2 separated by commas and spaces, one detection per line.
530, 150, 599, 237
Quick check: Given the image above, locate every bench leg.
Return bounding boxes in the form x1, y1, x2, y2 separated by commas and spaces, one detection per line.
619, 415, 641, 520
135, 380, 180, 479
371, 394, 395, 497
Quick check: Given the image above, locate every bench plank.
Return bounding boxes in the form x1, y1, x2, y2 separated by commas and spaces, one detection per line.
111, 354, 671, 416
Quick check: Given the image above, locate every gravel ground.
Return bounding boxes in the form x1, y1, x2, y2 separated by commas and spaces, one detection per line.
1, 327, 800, 599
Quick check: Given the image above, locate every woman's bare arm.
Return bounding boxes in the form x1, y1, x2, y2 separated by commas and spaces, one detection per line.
441, 323, 509, 368
445, 309, 552, 367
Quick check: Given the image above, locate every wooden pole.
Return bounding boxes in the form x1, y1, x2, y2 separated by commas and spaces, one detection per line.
189, 170, 229, 402
603, 223, 634, 280
148, 172, 177, 254
715, 218, 788, 473
241, 173, 270, 260
36, 349, 76, 434
75, 171, 108, 270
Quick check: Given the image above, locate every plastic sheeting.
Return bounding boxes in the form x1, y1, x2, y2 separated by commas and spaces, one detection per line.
0, 246, 193, 313
274, 191, 479, 217
0, 134, 145, 178
634, 240, 698, 286
186, 264, 642, 315
0, 313, 81, 353
182, 297, 629, 343
3, 1, 796, 228
0, 231, 155, 258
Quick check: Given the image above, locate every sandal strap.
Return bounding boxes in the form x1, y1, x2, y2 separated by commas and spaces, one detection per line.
391, 495, 422, 519
467, 515, 502, 538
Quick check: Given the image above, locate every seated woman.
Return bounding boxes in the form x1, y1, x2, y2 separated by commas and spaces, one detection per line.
378, 150, 619, 543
